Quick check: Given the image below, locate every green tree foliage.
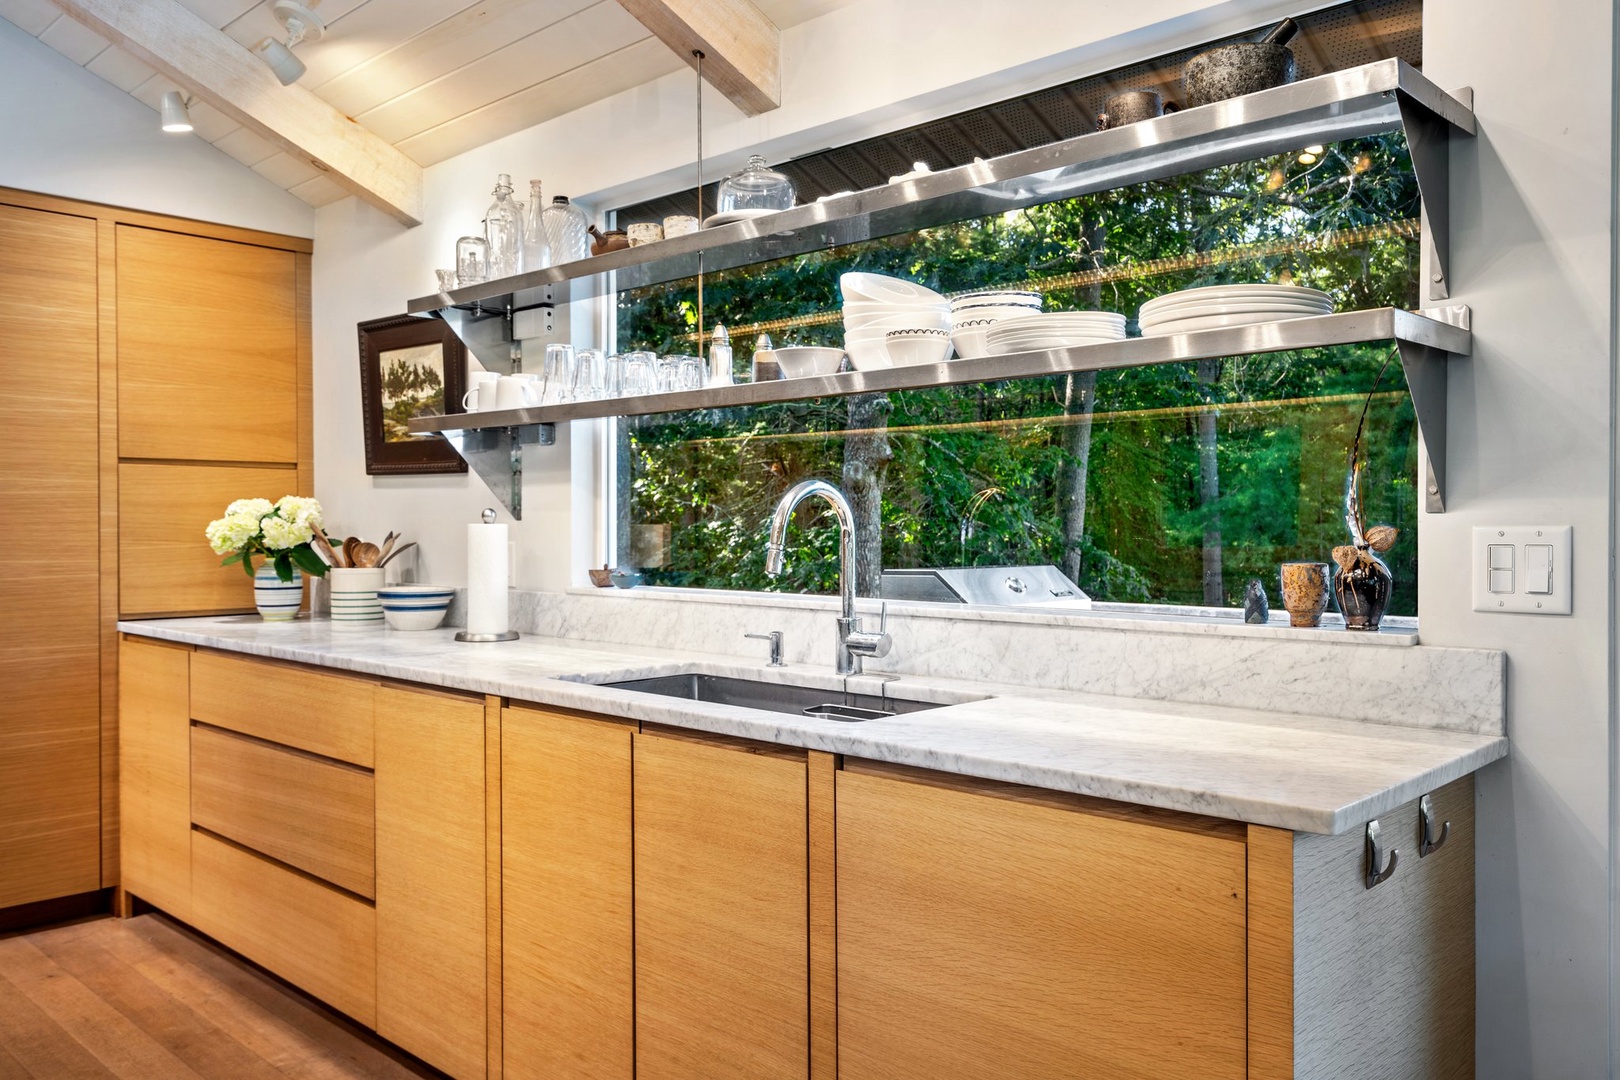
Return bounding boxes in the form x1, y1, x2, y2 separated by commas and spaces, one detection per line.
618, 135, 1421, 615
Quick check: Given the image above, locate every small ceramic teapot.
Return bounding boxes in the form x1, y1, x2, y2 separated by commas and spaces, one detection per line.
588, 225, 630, 256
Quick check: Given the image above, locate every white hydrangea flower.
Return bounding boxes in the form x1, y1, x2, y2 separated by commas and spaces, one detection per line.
225, 498, 274, 519
261, 514, 314, 550
275, 495, 324, 531
205, 511, 263, 555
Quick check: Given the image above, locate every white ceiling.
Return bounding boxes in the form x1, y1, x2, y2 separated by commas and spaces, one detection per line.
0, 0, 856, 208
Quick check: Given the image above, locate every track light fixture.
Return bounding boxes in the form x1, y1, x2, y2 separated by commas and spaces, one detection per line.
160, 91, 193, 133
253, 0, 324, 86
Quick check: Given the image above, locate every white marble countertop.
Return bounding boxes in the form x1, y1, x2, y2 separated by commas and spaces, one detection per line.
120, 615, 1508, 835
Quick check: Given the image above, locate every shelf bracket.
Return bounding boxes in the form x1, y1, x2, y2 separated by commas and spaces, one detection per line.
441, 424, 555, 521
1398, 336, 1450, 514
1400, 86, 1471, 304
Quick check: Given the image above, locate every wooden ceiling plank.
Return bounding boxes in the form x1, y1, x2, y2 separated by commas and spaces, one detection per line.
38, 11, 109, 63
223, 0, 446, 89
48, 0, 423, 225
84, 43, 157, 90
616, 0, 780, 115
0, 0, 66, 35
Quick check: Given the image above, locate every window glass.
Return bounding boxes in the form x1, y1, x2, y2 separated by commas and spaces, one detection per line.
613, 133, 1419, 617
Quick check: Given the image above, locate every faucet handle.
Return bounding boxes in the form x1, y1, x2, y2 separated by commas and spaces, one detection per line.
745, 630, 784, 667
846, 603, 892, 660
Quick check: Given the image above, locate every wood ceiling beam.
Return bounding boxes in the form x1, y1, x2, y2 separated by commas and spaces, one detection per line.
50, 0, 423, 226
617, 0, 781, 115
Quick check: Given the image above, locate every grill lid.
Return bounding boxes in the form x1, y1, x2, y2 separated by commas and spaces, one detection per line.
880, 566, 1092, 608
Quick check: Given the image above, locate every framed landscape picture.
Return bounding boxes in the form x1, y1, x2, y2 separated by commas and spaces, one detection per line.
357, 314, 467, 475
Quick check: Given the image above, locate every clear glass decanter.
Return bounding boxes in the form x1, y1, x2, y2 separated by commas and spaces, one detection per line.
715, 155, 796, 215
541, 196, 590, 264
484, 173, 522, 279
522, 179, 550, 272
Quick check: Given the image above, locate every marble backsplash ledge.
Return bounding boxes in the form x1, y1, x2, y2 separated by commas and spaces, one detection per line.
441, 588, 1505, 737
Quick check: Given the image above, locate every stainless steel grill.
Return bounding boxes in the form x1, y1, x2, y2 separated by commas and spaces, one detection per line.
880, 566, 1092, 610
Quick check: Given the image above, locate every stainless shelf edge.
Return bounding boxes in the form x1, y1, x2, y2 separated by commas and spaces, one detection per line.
406, 58, 1474, 315
409, 308, 1468, 433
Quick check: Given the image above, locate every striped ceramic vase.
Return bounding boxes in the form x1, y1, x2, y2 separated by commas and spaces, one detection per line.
327, 567, 385, 627
253, 563, 303, 621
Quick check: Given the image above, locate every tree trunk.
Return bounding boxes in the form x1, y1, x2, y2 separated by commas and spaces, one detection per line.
1196, 358, 1223, 605
842, 392, 892, 597
1059, 212, 1105, 585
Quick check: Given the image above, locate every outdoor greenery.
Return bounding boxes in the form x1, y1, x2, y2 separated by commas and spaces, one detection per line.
615, 134, 1421, 615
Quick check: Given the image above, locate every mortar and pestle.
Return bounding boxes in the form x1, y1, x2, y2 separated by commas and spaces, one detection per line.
1183, 17, 1300, 108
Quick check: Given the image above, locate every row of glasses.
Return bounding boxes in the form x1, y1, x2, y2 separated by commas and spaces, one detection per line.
538, 344, 706, 404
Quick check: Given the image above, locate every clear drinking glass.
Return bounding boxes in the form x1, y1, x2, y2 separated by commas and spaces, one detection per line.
624, 352, 655, 397
435, 269, 457, 293
455, 236, 488, 285
571, 349, 604, 401
677, 355, 704, 392
541, 343, 575, 404
603, 354, 626, 398
654, 354, 681, 393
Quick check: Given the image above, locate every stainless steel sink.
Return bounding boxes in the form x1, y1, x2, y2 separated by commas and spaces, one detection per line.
598, 672, 951, 721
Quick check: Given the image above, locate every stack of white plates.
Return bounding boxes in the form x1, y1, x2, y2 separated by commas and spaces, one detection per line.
983, 311, 1127, 356
1139, 285, 1333, 337
841, 272, 951, 370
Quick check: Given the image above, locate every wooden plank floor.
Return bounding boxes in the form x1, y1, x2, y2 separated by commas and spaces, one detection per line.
0, 914, 443, 1079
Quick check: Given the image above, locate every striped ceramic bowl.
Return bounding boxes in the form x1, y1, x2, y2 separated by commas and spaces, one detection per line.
379, 584, 453, 631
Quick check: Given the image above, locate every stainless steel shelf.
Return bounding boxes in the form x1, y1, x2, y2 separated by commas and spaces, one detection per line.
411, 308, 1470, 517
405, 58, 1473, 318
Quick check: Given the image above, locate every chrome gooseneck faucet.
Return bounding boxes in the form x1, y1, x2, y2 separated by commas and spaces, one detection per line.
765, 479, 891, 675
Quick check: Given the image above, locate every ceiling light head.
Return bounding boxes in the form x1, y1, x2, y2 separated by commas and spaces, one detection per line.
272, 0, 325, 45
159, 91, 193, 133
254, 36, 307, 85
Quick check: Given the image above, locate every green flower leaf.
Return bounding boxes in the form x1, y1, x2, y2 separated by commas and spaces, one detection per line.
289, 544, 327, 578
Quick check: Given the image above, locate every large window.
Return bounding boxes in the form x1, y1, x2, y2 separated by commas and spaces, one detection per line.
609, 1, 1423, 617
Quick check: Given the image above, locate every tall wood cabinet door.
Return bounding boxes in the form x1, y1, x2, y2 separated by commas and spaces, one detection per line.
0, 203, 101, 909
836, 767, 1249, 1080
117, 636, 191, 921
116, 226, 298, 463
634, 731, 809, 1080
375, 685, 487, 1080
119, 462, 294, 616
502, 706, 634, 1080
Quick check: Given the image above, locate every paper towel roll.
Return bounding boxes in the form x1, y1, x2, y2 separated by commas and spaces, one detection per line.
466, 516, 508, 636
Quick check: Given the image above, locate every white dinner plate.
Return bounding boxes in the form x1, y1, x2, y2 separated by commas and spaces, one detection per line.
1139, 308, 1328, 336
1140, 284, 1331, 314
1139, 297, 1332, 323
701, 209, 779, 229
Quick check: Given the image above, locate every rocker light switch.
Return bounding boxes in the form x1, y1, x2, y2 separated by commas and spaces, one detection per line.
1472, 526, 1573, 614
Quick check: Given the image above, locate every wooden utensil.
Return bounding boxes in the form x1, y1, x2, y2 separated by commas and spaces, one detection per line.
353, 541, 381, 568
377, 541, 416, 568
311, 532, 343, 568
376, 532, 399, 566
343, 536, 362, 568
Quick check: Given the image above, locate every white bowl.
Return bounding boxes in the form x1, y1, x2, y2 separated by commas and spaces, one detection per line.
840, 272, 947, 306
378, 584, 454, 599
950, 318, 1002, 359
844, 338, 893, 370
952, 289, 1043, 308
775, 346, 846, 378
845, 311, 952, 333
383, 605, 449, 631
884, 329, 952, 367
950, 306, 1042, 326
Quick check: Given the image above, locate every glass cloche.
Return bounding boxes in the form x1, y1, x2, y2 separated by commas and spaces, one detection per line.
715, 155, 796, 215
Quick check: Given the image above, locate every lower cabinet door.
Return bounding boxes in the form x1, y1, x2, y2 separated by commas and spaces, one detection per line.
190, 829, 377, 1027
633, 731, 809, 1080
118, 636, 192, 921
502, 705, 634, 1080
835, 765, 1249, 1080
375, 685, 487, 1080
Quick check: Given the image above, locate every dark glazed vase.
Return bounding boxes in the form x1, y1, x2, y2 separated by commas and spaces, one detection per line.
1334, 553, 1392, 631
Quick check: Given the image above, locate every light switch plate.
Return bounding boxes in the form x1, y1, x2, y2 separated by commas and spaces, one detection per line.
1471, 526, 1573, 614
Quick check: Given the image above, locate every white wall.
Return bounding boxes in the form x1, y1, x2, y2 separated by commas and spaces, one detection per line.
1421, 1, 1615, 1074
0, 17, 313, 238
310, 0, 1618, 1073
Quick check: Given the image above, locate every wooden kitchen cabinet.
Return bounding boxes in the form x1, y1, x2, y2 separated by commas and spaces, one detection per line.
375, 683, 489, 1080
632, 729, 813, 1080
116, 636, 192, 921
502, 704, 635, 1080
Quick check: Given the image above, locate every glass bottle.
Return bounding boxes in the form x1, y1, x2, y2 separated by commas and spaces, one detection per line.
716, 156, 796, 215
706, 324, 734, 387
455, 235, 488, 285
484, 173, 522, 279
541, 196, 590, 264
523, 179, 550, 272
751, 332, 781, 381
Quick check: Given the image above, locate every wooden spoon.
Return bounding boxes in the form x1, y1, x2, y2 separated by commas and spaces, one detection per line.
377, 541, 416, 568
352, 541, 381, 568
343, 536, 362, 568
376, 532, 399, 566
310, 532, 342, 568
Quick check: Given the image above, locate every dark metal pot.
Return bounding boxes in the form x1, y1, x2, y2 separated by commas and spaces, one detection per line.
1183, 42, 1298, 107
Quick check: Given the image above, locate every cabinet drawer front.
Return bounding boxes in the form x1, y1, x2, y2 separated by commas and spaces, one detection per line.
191, 829, 376, 1027
191, 724, 375, 898
191, 650, 374, 766
836, 768, 1248, 1080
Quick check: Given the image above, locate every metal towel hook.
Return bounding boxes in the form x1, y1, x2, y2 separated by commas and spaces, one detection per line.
1419, 793, 1451, 857
1365, 818, 1398, 889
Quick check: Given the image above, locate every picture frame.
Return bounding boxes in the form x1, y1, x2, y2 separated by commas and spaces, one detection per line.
357, 314, 468, 476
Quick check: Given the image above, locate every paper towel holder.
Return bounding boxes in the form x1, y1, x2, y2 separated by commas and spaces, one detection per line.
456, 508, 521, 642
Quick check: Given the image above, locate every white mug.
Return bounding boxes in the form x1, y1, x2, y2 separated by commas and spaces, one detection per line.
494, 374, 542, 410
462, 370, 499, 411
